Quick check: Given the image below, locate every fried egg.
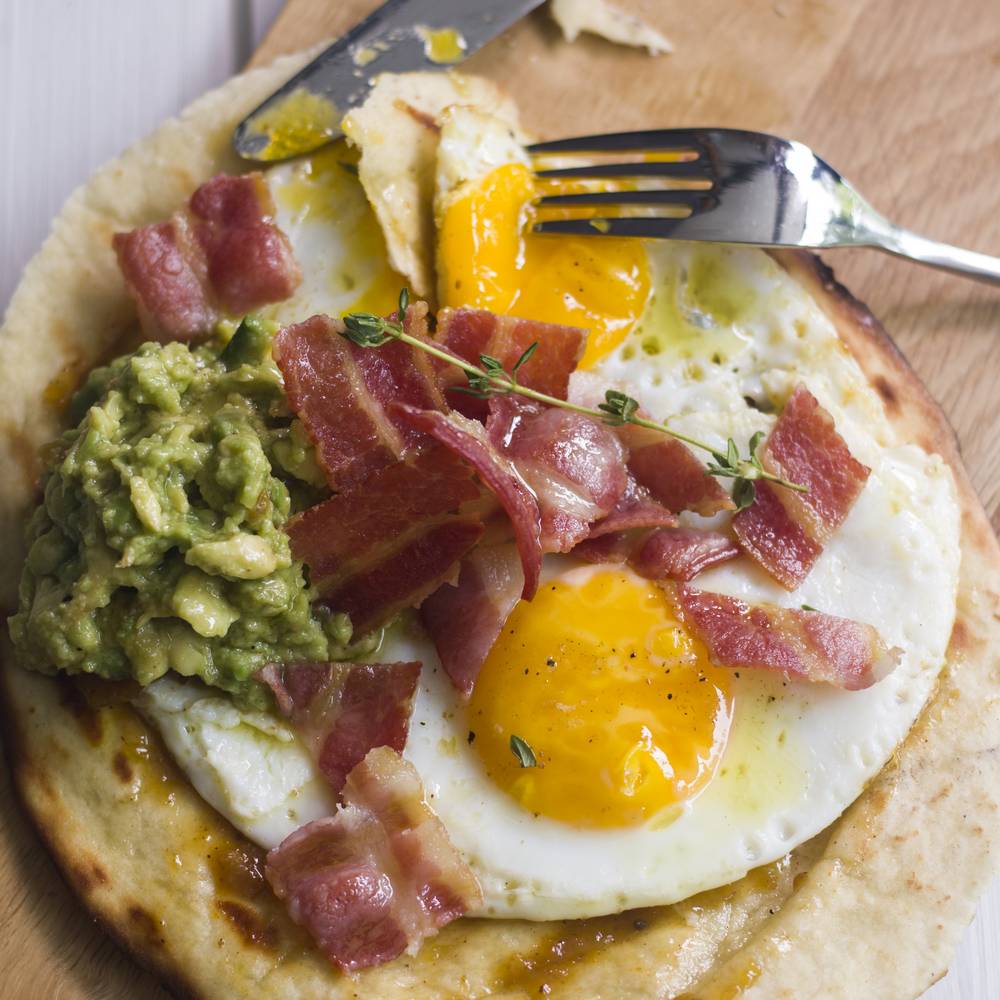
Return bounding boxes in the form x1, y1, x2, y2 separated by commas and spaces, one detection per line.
146, 79, 961, 922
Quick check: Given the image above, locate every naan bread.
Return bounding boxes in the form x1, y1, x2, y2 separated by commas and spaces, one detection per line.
1, 50, 998, 1000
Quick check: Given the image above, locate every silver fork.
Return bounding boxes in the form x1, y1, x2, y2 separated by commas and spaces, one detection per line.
529, 129, 1000, 285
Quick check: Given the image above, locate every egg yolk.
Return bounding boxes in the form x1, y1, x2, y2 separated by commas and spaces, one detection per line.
437, 163, 651, 368
468, 570, 733, 828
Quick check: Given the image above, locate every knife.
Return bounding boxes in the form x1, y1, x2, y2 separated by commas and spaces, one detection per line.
233, 0, 545, 162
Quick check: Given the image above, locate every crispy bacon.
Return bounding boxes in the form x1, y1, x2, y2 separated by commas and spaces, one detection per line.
273, 309, 446, 492
326, 519, 483, 633
287, 447, 484, 632
572, 531, 635, 565
486, 397, 627, 552
258, 662, 421, 794
392, 405, 542, 600
266, 747, 482, 973
733, 385, 871, 588
349, 302, 448, 450
585, 474, 679, 538
632, 528, 740, 583
434, 308, 586, 419
668, 584, 895, 690
113, 173, 300, 342
275, 315, 400, 491
421, 543, 524, 697
112, 222, 215, 342
188, 174, 301, 315
573, 526, 738, 582
731, 480, 821, 590
617, 424, 734, 517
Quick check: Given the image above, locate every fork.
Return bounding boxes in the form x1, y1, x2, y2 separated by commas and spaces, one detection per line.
529, 129, 1000, 285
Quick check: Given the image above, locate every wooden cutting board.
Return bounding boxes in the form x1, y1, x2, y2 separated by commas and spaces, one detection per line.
1, 2, 997, 997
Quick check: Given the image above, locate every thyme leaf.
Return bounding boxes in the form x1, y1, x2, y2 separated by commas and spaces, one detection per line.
510, 734, 538, 768
597, 390, 640, 426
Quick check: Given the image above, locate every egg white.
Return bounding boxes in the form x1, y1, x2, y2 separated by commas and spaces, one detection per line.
137, 675, 336, 848
138, 102, 960, 922
263, 151, 393, 325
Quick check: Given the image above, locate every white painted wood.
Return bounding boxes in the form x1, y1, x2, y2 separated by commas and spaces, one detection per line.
249, 0, 288, 55
926, 901, 999, 1000
0, 2, 996, 997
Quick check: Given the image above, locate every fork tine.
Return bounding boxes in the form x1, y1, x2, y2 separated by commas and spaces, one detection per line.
536, 189, 715, 208
533, 217, 697, 239
528, 129, 712, 154
534, 161, 710, 181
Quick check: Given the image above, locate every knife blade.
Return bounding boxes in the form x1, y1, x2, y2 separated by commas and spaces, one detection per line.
233, 0, 545, 162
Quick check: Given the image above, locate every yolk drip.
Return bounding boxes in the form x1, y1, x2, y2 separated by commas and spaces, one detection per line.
244, 87, 340, 162
416, 25, 467, 64
437, 163, 651, 368
468, 570, 733, 828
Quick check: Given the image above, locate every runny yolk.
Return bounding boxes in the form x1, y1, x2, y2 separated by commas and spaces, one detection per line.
437, 163, 651, 369
467, 569, 733, 829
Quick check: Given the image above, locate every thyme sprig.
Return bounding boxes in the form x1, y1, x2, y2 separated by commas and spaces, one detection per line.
340, 290, 807, 510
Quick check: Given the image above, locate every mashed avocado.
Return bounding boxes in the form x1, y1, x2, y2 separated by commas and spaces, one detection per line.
9, 319, 369, 709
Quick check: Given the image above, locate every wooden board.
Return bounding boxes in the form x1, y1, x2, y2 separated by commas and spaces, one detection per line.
0, 1, 997, 997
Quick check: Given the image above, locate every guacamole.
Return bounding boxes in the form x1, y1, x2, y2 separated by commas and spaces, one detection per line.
9, 319, 369, 709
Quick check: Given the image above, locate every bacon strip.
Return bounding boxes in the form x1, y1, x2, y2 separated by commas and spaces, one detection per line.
273, 308, 446, 492
731, 480, 820, 590
668, 584, 895, 690
733, 385, 871, 589
434, 308, 586, 419
112, 222, 214, 343
113, 173, 300, 342
287, 447, 484, 632
632, 528, 740, 583
617, 424, 734, 517
349, 302, 448, 450
275, 315, 401, 491
585, 474, 678, 538
572, 531, 635, 565
420, 543, 524, 697
258, 661, 421, 794
573, 526, 738, 582
266, 747, 482, 973
392, 405, 542, 600
486, 397, 627, 553
189, 174, 301, 315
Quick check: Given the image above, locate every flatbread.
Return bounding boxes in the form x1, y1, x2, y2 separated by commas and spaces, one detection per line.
1, 51, 998, 1000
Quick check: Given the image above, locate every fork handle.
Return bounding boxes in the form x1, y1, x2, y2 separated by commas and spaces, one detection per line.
867, 222, 1000, 285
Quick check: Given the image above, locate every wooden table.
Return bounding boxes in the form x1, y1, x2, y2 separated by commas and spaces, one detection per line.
1, 1, 997, 996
